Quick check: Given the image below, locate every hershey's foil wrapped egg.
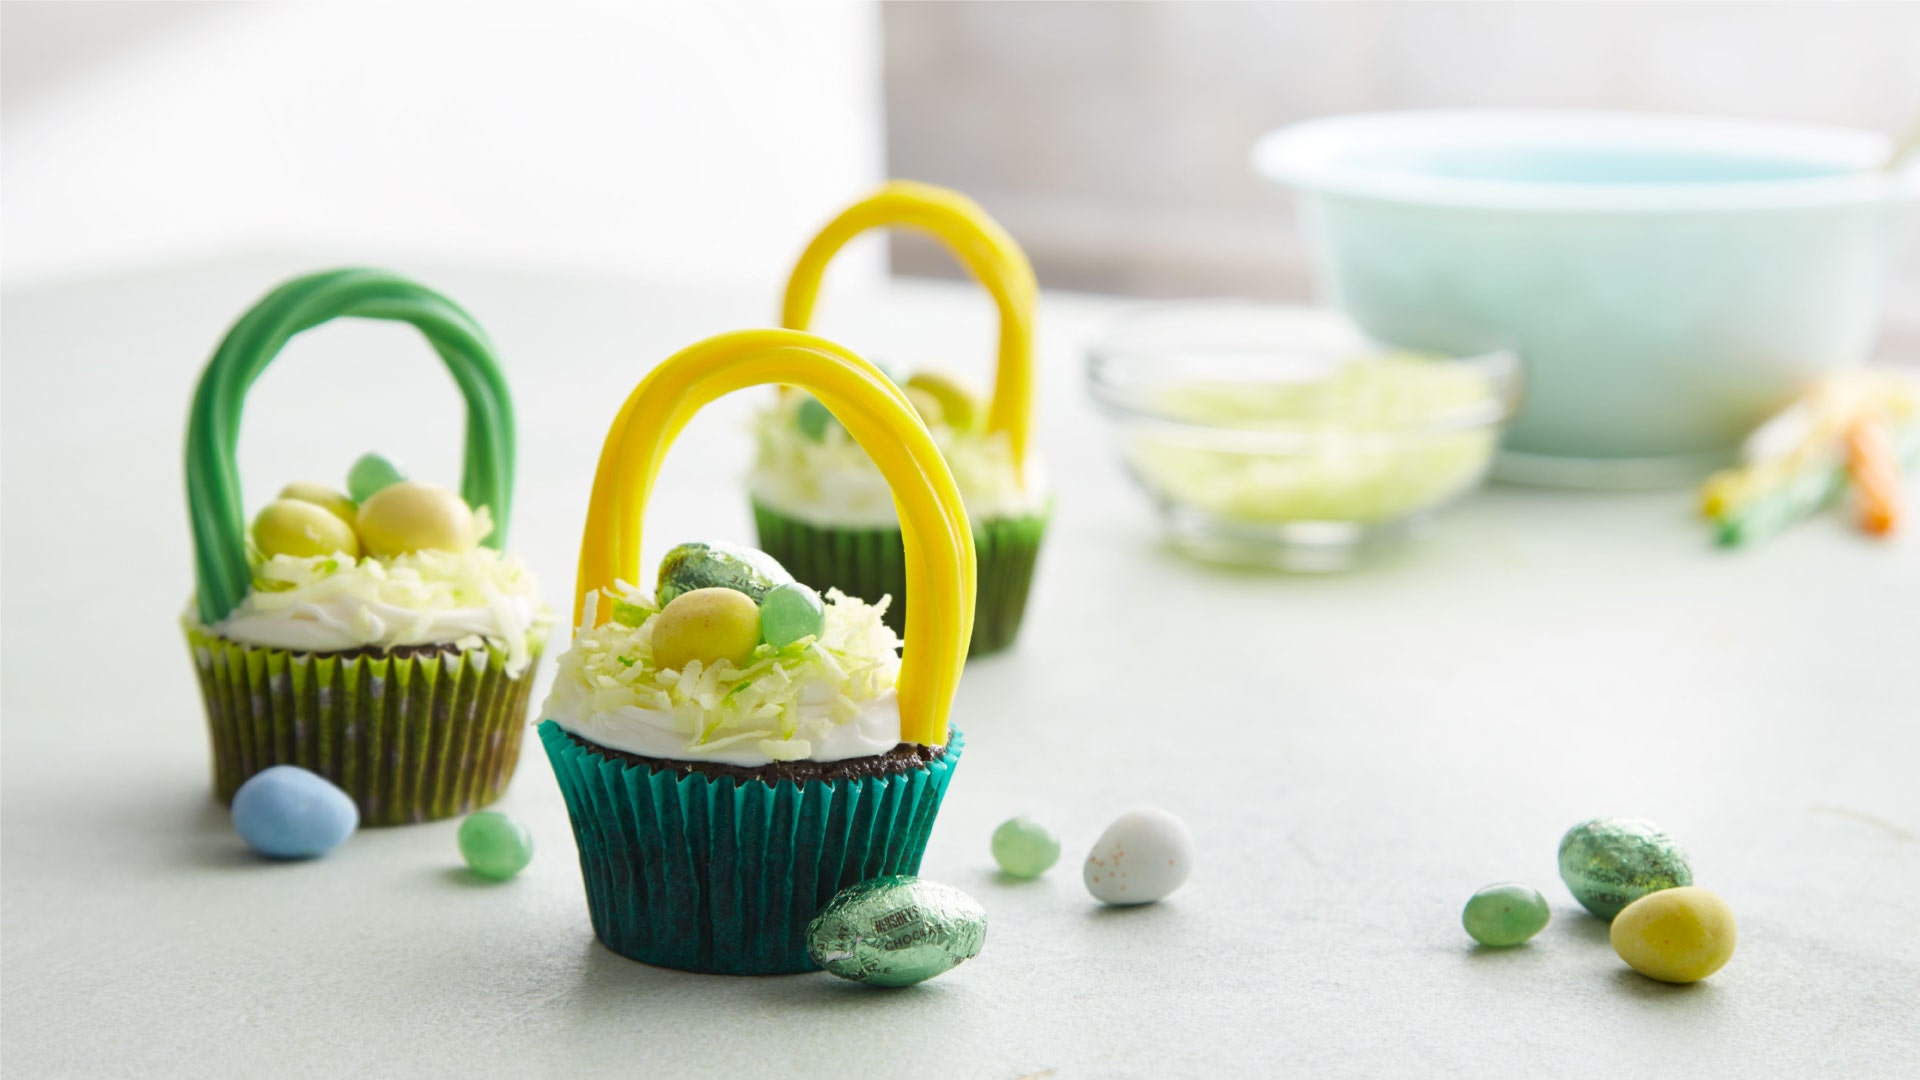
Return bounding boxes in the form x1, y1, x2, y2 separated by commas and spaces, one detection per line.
1558, 817, 1694, 920
806, 875, 986, 987
656, 541, 794, 606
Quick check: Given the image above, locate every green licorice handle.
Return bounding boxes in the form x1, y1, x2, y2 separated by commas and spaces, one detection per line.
186, 269, 515, 625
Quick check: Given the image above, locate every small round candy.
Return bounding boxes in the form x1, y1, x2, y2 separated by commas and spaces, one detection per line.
905, 372, 983, 432
651, 587, 762, 671
1461, 883, 1552, 947
354, 481, 477, 557
1610, 886, 1737, 983
347, 452, 407, 502
796, 396, 837, 441
759, 582, 826, 648
1084, 807, 1193, 905
254, 498, 361, 559
991, 817, 1060, 879
458, 811, 534, 881
231, 766, 358, 859
277, 482, 357, 526
1558, 817, 1694, 920
903, 386, 946, 428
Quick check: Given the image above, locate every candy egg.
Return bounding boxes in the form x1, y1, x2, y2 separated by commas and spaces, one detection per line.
903, 386, 946, 428
354, 481, 477, 557
346, 452, 406, 502
1461, 883, 1552, 947
458, 811, 534, 881
1610, 886, 1737, 983
1558, 817, 1694, 920
905, 372, 983, 432
1084, 806, 1193, 905
254, 498, 361, 559
231, 766, 359, 859
796, 395, 838, 441
651, 587, 762, 671
656, 541, 794, 606
277, 482, 357, 526
806, 875, 986, 987
991, 816, 1060, 879
759, 581, 826, 648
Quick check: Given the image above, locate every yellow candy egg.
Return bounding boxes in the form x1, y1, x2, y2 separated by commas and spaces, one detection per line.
354, 481, 477, 557
905, 372, 983, 432
904, 386, 946, 429
254, 499, 360, 559
1609, 886, 1737, 984
650, 587, 762, 672
277, 482, 358, 527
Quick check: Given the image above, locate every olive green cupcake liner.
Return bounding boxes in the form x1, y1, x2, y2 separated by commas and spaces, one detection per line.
539, 719, 964, 976
752, 500, 1046, 656
184, 622, 543, 826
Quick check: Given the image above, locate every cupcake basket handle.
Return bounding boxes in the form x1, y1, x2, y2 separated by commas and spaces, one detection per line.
186, 269, 516, 625
575, 328, 976, 746
780, 180, 1039, 477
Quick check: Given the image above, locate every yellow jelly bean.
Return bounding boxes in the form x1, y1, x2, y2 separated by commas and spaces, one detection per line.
253, 499, 360, 559
1610, 886, 1737, 984
650, 587, 761, 672
354, 481, 477, 557
904, 386, 946, 429
906, 372, 983, 432
277, 482, 357, 526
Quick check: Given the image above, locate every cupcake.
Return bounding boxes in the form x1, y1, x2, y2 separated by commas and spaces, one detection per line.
182, 268, 549, 826
751, 180, 1048, 655
541, 327, 974, 975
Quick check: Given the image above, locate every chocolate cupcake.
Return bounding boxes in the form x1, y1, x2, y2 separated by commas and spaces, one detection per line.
541, 327, 975, 975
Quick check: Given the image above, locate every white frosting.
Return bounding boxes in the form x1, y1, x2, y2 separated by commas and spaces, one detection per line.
214, 593, 541, 656
548, 690, 904, 767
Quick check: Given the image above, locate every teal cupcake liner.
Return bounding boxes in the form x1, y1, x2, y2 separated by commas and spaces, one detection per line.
184, 622, 542, 826
752, 500, 1046, 656
539, 719, 964, 975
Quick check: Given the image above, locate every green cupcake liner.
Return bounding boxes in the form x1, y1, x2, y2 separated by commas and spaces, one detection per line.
539, 720, 964, 975
184, 622, 543, 826
752, 500, 1046, 656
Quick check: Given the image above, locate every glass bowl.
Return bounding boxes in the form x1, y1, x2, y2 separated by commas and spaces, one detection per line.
1086, 304, 1522, 570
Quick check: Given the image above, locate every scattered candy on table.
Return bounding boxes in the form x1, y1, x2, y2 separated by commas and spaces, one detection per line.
758, 581, 826, 648
458, 811, 534, 881
1558, 818, 1694, 920
1609, 886, 1737, 983
252, 498, 361, 559
346, 451, 407, 502
991, 816, 1061, 878
650, 587, 762, 671
354, 481, 478, 557
1084, 807, 1193, 906
1701, 371, 1919, 545
656, 540, 794, 605
1461, 883, 1552, 947
806, 875, 987, 987
231, 766, 359, 859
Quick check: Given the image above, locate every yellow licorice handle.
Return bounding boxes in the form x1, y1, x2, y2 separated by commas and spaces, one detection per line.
781, 180, 1038, 478
575, 329, 975, 747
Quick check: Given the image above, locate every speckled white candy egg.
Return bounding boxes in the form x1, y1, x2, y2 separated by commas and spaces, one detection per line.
1084, 806, 1193, 905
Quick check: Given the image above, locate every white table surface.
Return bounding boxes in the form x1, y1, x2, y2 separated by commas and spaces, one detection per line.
3, 259, 1917, 1079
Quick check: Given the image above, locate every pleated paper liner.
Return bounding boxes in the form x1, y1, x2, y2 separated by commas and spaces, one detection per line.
752, 500, 1047, 656
539, 720, 965, 975
184, 622, 545, 826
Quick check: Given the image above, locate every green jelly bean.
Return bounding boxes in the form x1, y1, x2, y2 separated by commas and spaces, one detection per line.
458, 811, 533, 880
797, 396, 837, 441
991, 817, 1060, 878
656, 541, 793, 606
806, 875, 986, 988
1558, 818, 1694, 920
1462, 883, 1551, 947
759, 582, 826, 648
347, 453, 407, 503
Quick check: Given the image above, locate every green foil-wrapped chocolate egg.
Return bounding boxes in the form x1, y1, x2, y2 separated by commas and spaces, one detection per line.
1558, 817, 1694, 920
655, 541, 794, 606
806, 875, 986, 987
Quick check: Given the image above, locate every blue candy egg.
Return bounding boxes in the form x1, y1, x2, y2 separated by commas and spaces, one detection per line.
231, 766, 359, 859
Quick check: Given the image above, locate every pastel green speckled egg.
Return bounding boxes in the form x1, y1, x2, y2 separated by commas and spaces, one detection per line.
1558, 817, 1694, 920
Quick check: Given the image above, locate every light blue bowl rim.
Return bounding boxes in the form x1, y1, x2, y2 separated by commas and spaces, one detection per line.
1253, 109, 1920, 212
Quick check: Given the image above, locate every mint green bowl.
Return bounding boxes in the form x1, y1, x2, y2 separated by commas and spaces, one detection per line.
1254, 110, 1920, 488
